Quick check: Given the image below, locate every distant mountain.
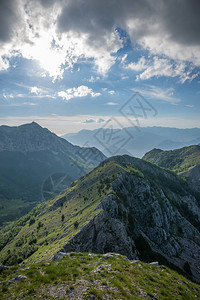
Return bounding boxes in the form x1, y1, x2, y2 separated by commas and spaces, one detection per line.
0, 122, 106, 225
1, 155, 200, 282
143, 145, 200, 173
62, 126, 200, 158
143, 145, 200, 193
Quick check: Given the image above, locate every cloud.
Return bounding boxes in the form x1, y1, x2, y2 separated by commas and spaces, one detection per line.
57, 0, 200, 66
125, 56, 146, 72
0, 0, 200, 81
108, 90, 115, 95
1, 102, 37, 107
58, 85, 101, 101
184, 104, 194, 108
0, 57, 10, 71
122, 75, 129, 80
97, 118, 105, 123
29, 86, 44, 95
3, 92, 14, 99
106, 102, 118, 106
132, 85, 181, 104
0, 0, 20, 42
125, 56, 197, 83
82, 119, 96, 123
82, 117, 105, 124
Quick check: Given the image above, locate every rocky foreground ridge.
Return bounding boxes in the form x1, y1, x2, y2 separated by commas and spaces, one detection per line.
1, 252, 200, 299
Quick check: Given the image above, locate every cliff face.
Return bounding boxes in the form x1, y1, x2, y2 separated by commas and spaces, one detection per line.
62, 156, 200, 282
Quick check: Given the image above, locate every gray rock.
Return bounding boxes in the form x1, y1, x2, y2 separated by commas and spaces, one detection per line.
0, 265, 9, 272
149, 262, 159, 266
52, 252, 68, 261
12, 275, 27, 281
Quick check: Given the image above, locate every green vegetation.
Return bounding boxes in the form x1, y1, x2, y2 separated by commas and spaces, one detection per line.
143, 145, 200, 174
0, 155, 198, 267
0, 156, 198, 272
0, 160, 121, 265
0, 252, 199, 299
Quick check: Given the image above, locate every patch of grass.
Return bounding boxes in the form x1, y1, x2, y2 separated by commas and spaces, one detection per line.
0, 253, 200, 299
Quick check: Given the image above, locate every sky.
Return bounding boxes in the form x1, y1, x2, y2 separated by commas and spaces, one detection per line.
0, 0, 200, 135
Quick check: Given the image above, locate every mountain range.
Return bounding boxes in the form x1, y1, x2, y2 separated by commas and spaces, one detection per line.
63, 126, 200, 158
0, 122, 106, 225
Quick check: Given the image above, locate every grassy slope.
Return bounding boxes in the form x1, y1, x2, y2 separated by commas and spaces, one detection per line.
0, 252, 200, 299
0, 160, 121, 266
143, 145, 200, 173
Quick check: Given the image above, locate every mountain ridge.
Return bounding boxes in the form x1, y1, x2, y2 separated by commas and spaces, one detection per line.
143, 145, 200, 193
1, 154, 200, 282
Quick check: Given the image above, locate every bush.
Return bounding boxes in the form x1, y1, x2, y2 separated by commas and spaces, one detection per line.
74, 221, 79, 229
29, 218, 35, 226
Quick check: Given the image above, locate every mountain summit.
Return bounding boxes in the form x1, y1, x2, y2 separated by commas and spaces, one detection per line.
0, 122, 82, 153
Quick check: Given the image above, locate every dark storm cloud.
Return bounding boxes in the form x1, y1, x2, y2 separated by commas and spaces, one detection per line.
58, 0, 151, 42
161, 0, 200, 46
0, 0, 19, 42
57, 0, 200, 46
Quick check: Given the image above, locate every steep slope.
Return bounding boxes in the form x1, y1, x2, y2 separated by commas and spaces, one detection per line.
0, 122, 106, 225
0, 155, 200, 282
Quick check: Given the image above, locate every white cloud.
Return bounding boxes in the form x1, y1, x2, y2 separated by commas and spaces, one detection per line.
0, 57, 9, 71
125, 56, 197, 83
125, 56, 146, 72
132, 85, 181, 104
108, 90, 115, 95
29, 86, 44, 95
0, 1, 122, 81
106, 102, 118, 106
184, 104, 194, 108
3, 93, 14, 99
1, 102, 37, 107
88, 76, 95, 82
58, 85, 101, 101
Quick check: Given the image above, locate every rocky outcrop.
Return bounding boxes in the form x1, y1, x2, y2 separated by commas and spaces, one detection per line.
61, 157, 200, 282
63, 210, 135, 259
